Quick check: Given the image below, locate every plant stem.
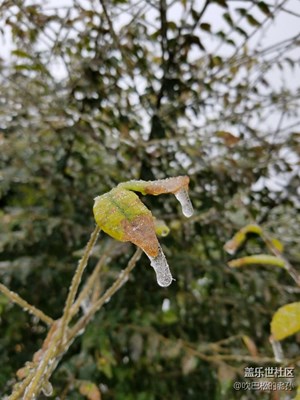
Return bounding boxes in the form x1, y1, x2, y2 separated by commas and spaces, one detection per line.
22, 325, 63, 399
8, 234, 141, 400
68, 248, 142, 340
0, 282, 53, 325
9, 226, 101, 399
60, 226, 100, 336
69, 242, 115, 318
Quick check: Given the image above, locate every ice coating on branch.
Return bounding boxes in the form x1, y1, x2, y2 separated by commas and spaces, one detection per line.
175, 188, 194, 217
146, 244, 173, 287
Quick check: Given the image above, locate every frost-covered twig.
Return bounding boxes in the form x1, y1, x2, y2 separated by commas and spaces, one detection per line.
70, 242, 115, 318
126, 325, 284, 365
22, 327, 62, 399
0, 282, 53, 325
60, 226, 100, 336
68, 248, 142, 340
8, 243, 141, 399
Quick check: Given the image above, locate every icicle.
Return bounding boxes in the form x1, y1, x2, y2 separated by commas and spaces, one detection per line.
174, 188, 194, 217
270, 337, 284, 362
146, 245, 173, 287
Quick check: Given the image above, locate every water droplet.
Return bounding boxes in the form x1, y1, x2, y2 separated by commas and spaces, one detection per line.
174, 188, 194, 217
146, 245, 173, 287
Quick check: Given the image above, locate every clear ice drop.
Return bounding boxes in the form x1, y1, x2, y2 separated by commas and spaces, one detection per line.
147, 245, 173, 287
270, 337, 284, 362
175, 188, 194, 217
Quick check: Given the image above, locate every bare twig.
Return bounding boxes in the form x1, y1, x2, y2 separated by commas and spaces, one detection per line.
68, 248, 142, 340
70, 241, 116, 318
60, 226, 101, 337
0, 282, 53, 325
8, 239, 141, 399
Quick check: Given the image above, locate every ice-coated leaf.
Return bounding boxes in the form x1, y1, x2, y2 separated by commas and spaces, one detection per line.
119, 176, 194, 217
228, 254, 285, 268
119, 175, 190, 195
93, 176, 193, 286
93, 187, 159, 257
271, 302, 300, 341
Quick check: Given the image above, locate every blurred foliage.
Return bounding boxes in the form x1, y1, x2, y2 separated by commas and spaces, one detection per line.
0, 0, 300, 398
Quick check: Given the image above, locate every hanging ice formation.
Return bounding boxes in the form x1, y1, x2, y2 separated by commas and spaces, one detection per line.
146, 245, 173, 287
147, 187, 194, 287
174, 188, 194, 218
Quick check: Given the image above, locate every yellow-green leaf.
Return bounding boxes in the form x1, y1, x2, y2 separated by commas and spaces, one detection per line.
93, 177, 193, 287
271, 302, 300, 341
293, 385, 300, 400
224, 224, 262, 254
228, 254, 285, 268
93, 187, 159, 257
271, 238, 284, 253
154, 219, 170, 237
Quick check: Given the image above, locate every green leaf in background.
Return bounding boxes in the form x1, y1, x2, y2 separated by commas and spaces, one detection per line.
246, 14, 261, 27
224, 224, 262, 254
271, 302, 300, 340
257, 1, 272, 17
118, 175, 191, 197
228, 254, 285, 268
154, 219, 170, 237
271, 238, 284, 253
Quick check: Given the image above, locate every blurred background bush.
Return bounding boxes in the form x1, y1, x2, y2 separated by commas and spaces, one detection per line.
0, 0, 299, 398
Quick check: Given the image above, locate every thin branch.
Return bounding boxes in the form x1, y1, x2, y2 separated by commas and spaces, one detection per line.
69, 242, 116, 318
126, 324, 279, 365
0, 282, 53, 325
68, 248, 142, 340
60, 226, 101, 337
9, 245, 141, 399
191, 0, 210, 32
22, 333, 60, 399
